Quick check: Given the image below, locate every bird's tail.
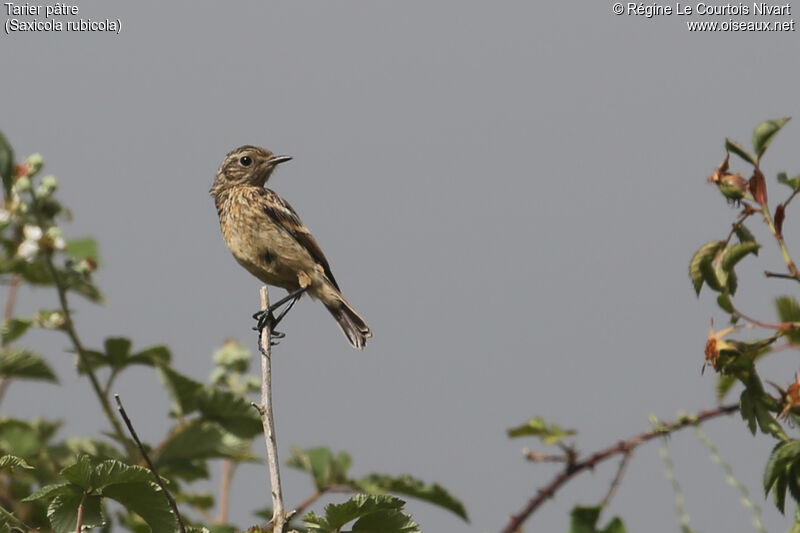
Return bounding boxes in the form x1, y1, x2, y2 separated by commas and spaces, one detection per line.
326, 295, 372, 350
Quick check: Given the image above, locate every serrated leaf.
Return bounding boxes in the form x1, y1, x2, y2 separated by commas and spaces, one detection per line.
777, 297, 800, 322
689, 241, 725, 296
103, 482, 177, 533
0, 348, 57, 382
506, 417, 576, 444
356, 474, 468, 521
0, 131, 13, 198
775, 473, 788, 513
92, 460, 153, 488
158, 366, 203, 416
304, 494, 413, 532
726, 138, 757, 166
1, 318, 32, 345
721, 242, 760, 272
287, 447, 351, 489
23, 483, 73, 502
0, 454, 33, 471
196, 387, 262, 439
753, 117, 791, 160
351, 508, 420, 532
65, 237, 99, 263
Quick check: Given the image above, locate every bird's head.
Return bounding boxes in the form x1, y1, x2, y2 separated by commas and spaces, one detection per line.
210, 145, 292, 196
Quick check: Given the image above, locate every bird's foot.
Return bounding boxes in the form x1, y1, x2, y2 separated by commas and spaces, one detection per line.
251, 286, 310, 341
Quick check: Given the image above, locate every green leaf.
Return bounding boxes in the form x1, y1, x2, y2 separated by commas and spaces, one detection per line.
287, 447, 351, 489
91, 459, 153, 488
103, 482, 177, 533
568, 506, 627, 533
764, 440, 800, 507
65, 237, 99, 262
104, 337, 132, 366
741, 388, 757, 435
0, 131, 14, 198
356, 474, 468, 521
196, 387, 262, 439
0, 454, 33, 471
777, 297, 800, 322
506, 417, 576, 444
61, 455, 94, 489
699, 256, 723, 292
717, 292, 733, 313
156, 421, 249, 464
716, 374, 738, 401
721, 242, 760, 272
726, 138, 757, 166
777, 172, 800, 191
1, 318, 33, 345
755, 401, 787, 441
157, 366, 203, 416
304, 494, 418, 533
23, 483, 73, 502
734, 224, 757, 246
0, 348, 57, 383
48, 491, 105, 533
689, 241, 725, 296
776, 297, 800, 344
129, 345, 171, 367
175, 492, 214, 511
753, 117, 791, 161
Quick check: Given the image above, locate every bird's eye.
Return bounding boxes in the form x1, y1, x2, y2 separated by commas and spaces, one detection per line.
239, 156, 252, 167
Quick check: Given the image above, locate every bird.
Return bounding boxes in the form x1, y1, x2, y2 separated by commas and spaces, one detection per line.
210, 145, 372, 349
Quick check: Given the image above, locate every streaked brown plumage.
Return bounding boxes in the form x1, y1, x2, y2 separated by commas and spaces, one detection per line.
211, 145, 372, 349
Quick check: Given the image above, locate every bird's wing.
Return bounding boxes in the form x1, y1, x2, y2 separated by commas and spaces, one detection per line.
260, 188, 340, 290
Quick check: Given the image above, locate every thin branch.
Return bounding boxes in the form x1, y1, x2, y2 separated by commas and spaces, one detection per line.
114, 394, 186, 533
254, 286, 289, 533
26, 186, 136, 458
500, 403, 739, 533
599, 448, 632, 509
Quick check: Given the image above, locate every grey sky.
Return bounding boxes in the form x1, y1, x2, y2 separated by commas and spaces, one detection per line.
3, 1, 800, 531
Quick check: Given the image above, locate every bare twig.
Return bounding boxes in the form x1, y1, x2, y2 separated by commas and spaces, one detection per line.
254, 286, 289, 533
114, 394, 186, 533
599, 448, 632, 509
500, 404, 739, 533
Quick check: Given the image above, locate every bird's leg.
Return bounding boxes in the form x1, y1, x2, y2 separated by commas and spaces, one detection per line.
252, 286, 310, 338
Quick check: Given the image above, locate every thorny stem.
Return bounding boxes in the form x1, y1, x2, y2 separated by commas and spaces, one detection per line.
74, 494, 86, 533
500, 404, 738, 533
26, 186, 137, 459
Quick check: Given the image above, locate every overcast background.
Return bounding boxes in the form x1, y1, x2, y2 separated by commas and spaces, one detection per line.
3, 2, 800, 532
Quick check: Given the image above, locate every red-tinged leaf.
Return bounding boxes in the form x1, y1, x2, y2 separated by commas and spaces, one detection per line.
776, 204, 786, 238
749, 169, 768, 206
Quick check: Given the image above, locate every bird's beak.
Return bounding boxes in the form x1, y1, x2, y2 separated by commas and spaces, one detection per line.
270, 155, 293, 166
